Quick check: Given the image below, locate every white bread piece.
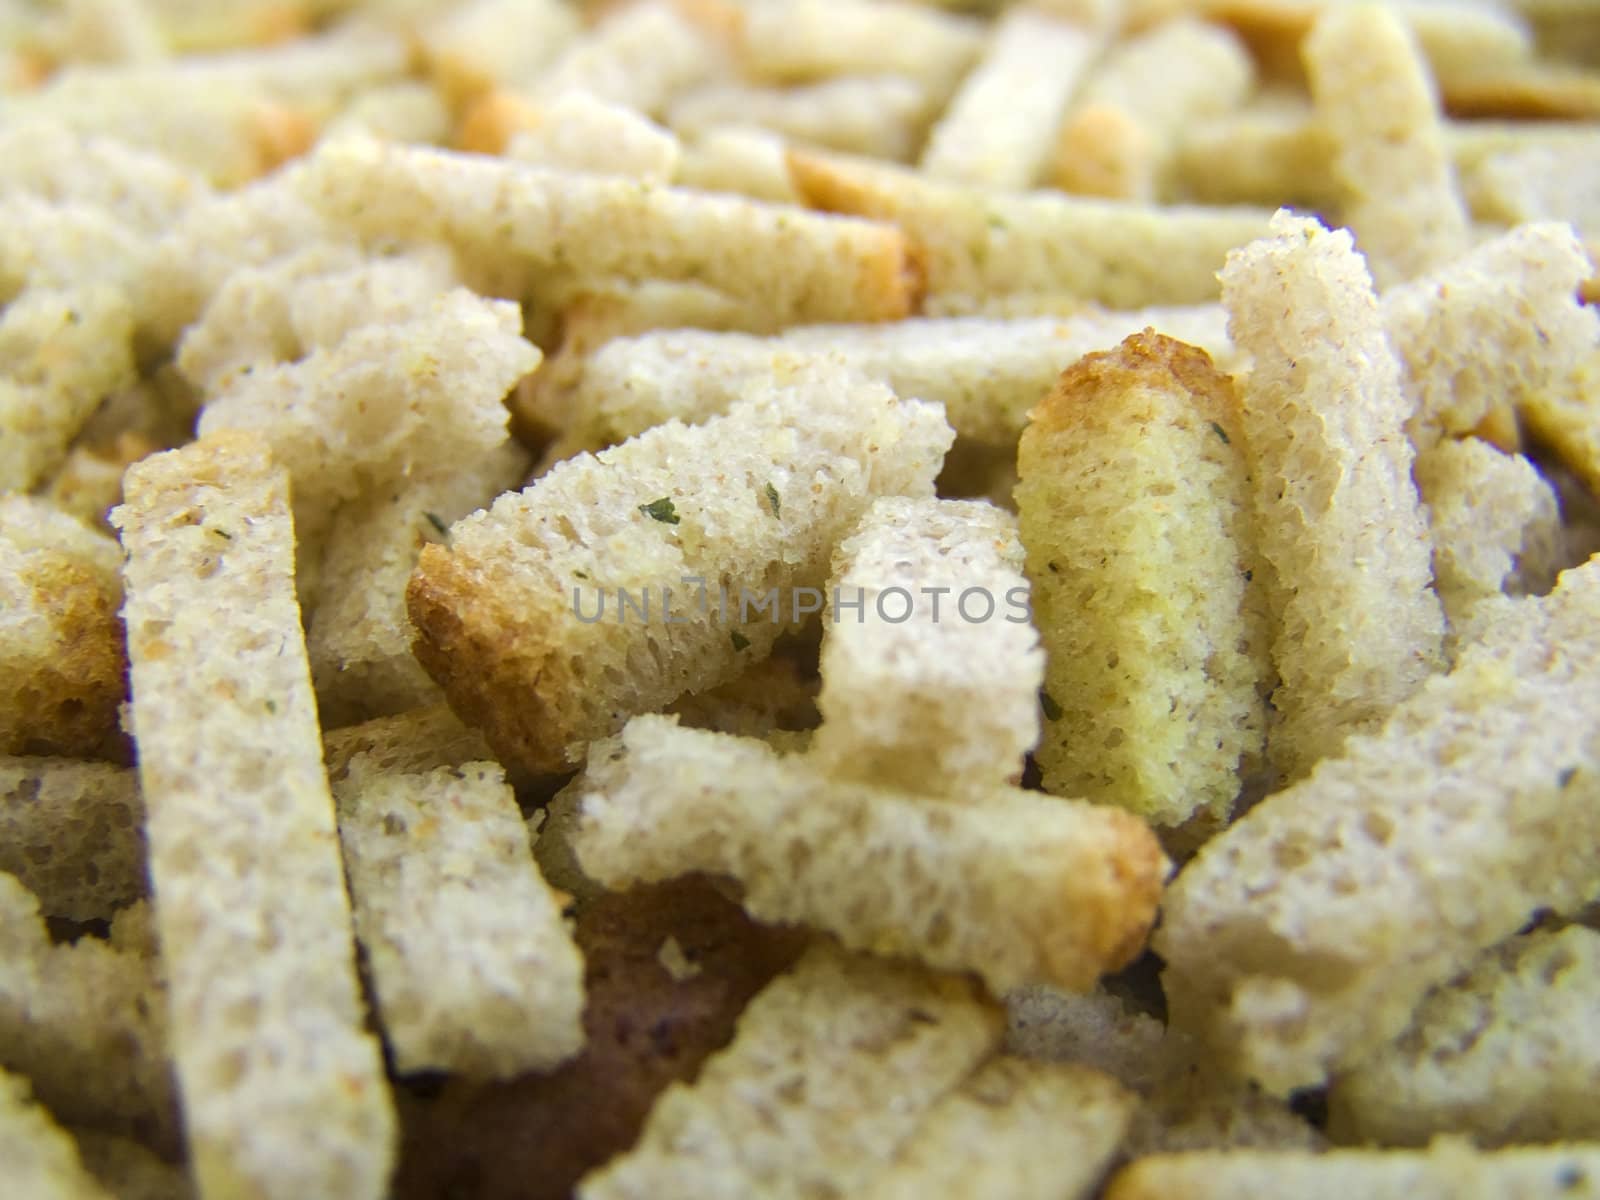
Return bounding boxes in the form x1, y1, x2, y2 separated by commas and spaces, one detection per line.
0, 496, 126, 760
1156, 557, 1600, 1095
1018, 331, 1270, 826
860, 1058, 1135, 1200
498, 91, 681, 181
407, 365, 952, 775
738, 0, 981, 98
422, 0, 579, 105
1330, 924, 1600, 1145
530, 0, 729, 117
309, 440, 530, 729
112, 433, 394, 1200
919, 5, 1104, 190
38, 0, 167, 66
0, 195, 153, 307
0, 1068, 114, 1200
674, 126, 803, 204
336, 756, 585, 1078
0, 756, 144, 922
1105, 1141, 1600, 1200
574, 716, 1167, 993
296, 137, 920, 324
44, 441, 148, 533
72, 1130, 194, 1200
322, 703, 493, 785
812, 497, 1042, 795
1128, 1069, 1328, 1156
578, 941, 1002, 1200
0, 877, 174, 1150
669, 75, 934, 163
1220, 211, 1444, 778
1469, 142, 1600, 231
0, 284, 136, 492
561, 306, 1234, 452
666, 651, 822, 741
0, 120, 208, 232
789, 148, 1272, 309
1053, 18, 1255, 201
1006, 986, 1169, 1090
323, 81, 452, 147
1303, 3, 1470, 287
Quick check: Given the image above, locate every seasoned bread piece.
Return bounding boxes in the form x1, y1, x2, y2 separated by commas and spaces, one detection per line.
322, 703, 493, 785
492, 91, 681, 180
407, 365, 952, 775
1017, 331, 1270, 826
296, 137, 921, 324
578, 942, 1002, 1200
1157, 557, 1600, 1095
1219, 212, 1444, 777
0, 497, 126, 760
789, 148, 1272, 309
72, 1130, 195, 1200
1469, 141, 1600, 231
421, 0, 578, 106
112, 433, 394, 1200
0, 1067, 114, 1200
336, 757, 585, 1079
812, 497, 1043, 795
674, 126, 804, 205
529, 0, 729, 116
0, 756, 144, 922
669, 75, 934, 163
574, 716, 1167, 993
1329, 925, 1600, 1145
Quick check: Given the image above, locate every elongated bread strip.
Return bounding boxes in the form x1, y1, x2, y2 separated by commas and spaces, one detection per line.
324, 81, 451, 146
322, 703, 492, 785
336, 757, 585, 1078
1330, 924, 1600, 1146
298, 137, 920, 323
1303, 3, 1470, 287
407, 365, 952, 775
0, 120, 209, 232
674, 125, 803, 204
812, 498, 1043, 795
423, 0, 579, 106
920, 5, 1105, 189
861, 1058, 1136, 1200
1017, 332, 1270, 826
0, 1067, 114, 1200
112, 432, 394, 1200
1220, 212, 1444, 778
578, 942, 1002, 1200
494, 92, 681, 181
558, 306, 1233, 452
1443, 63, 1600, 119
790, 148, 1271, 308
1468, 141, 1600, 230
530, 0, 728, 117
575, 716, 1167, 993
1157, 558, 1600, 1095
0, 757, 144, 922
1105, 1141, 1600, 1200
669, 75, 934, 162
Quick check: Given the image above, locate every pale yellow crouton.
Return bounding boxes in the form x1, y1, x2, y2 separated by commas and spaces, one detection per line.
673, 125, 803, 204
489, 91, 681, 180
322, 703, 493, 786
423, 0, 579, 107
0, 1067, 114, 1200
531, 0, 731, 117
669, 75, 935, 162
0, 120, 208, 231
323, 81, 452, 147
1468, 140, 1600, 231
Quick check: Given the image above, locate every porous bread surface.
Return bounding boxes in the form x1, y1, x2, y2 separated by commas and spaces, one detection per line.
1018, 331, 1270, 826
578, 942, 1002, 1200
422, 0, 578, 103
499, 90, 680, 180
1005, 985, 1171, 1091
324, 80, 451, 146
666, 650, 821, 741
336, 757, 585, 1078
563, 305, 1234, 450
112, 432, 394, 1200
669, 75, 934, 164
1219, 211, 1445, 778
1127, 1069, 1329, 1157
406, 365, 952, 775
0, 875, 174, 1151
1469, 142, 1600, 230
673, 126, 803, 205
1105, 1140, 1600, 1200
1329, 924, 1600, 1145
919, 6, 1104, 190
811, 497, 1043, 796
294, 136, 919, 324
1156, 557, 1600, 1095
0, 756, 145, 922
1303, 2, 1470, 286
0, 1066, 113, 1200
574, 716, 1167, 993
0, 496, 127, 759
859, 1058, 1136, 1200
529, 0, 727, 116
0, 196, 154, 310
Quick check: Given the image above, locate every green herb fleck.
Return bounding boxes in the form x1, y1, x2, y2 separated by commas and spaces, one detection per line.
639, 497, 680, 525
424, 511, 450, 537
573, 570, 589, 581
265, 699, 277, 714
1210, 421, 1231, 445
1040, 690, 1063, 721
730, 630, 751, 652
764, 481, 781, 517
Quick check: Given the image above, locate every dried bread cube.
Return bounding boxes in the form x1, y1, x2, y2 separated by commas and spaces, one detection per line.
812, 497, 1043, 795
0, 496, 126, 760
35, 0, 168, 66
0, 1067, 114, 1200
0, 756, 144, 922
1156, 556, 1600, 1095
1006, 986, 1170, 1090
407, 365, 952, 775
125, 0, 311, 53
0, 120, 208, 232
0, 877, 174, 1151
322, 702, 494, 786
1302, 2, 1471, 286
43, 438, 151, 534
1219, 212, 1444, 778
422, 0, 579, 106
336, 756, 585, 1078
1329, 924, 1600, 1145
1017, 332, 1270, 826
112, 432, 394, 1200
323, 80, 452, 146
789, 149, 1272, 309
574, 715, 1167, 993
0, 195, 154, 308
578, 941, 1002, 1200
530, 0, 731, 117
466, 90, 681, 181
674, 125, 804, 204
669, 75, 934, 162
859, 1058, 1136, 1200
1104, 1141, 1600, 1200
297, 136, 921, 323
666, 649, 821, 741
1468, 141, 1600, 231
1171, 106, 1338, 208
